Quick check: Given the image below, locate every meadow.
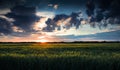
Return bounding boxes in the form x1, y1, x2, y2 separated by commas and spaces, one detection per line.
0, 42, 120, 70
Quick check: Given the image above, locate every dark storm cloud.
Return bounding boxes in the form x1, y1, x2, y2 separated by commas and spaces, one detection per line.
5, 5, 40, 32
95, 0, 120, 21
86, 0, 95, 17
0, 4, 41, 36
43, 14, 69, 32
84, 0, 120, 29
44, 12, 82, 32
110, 0, 120, 17
0, 18, 13, 35
0, 0, 25, 9
0, 0, 85, 35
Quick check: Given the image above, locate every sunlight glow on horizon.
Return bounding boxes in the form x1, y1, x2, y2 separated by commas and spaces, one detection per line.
35, 39, 48, 43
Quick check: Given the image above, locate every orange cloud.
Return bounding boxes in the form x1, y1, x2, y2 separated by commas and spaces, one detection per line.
33, 17, 47, 31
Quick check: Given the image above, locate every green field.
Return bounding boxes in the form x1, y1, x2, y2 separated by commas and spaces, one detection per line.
0, 43, 120, 70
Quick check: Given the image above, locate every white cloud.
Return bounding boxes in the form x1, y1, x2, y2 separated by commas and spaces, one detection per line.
0, 15, 14, 22
48, 4, 59, 10
0, 9, 10, 14
54, 4, 59, 9
12, 26, 24, 32
36, 11, 55, 19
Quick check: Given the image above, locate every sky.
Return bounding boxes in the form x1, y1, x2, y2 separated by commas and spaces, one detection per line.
0, 0, 120, 42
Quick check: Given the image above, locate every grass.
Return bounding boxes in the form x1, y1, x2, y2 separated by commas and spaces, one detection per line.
0, 43, 120, 70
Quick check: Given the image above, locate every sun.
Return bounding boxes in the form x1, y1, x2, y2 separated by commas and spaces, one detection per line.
37, 36, 49, 43
38, 39, 48, 43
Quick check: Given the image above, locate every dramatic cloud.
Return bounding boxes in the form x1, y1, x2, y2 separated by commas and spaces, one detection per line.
0, 0, 120, 42
12, 26, 24, 32
84, 0, 120, 28
0, 9, 10, 14
43, 11, 82, 32
0, 17, 13, 35
33, 17, 47, 31
0, 0, 26, 9
5, 5, 40, 32
94, 0, 120, 22
86, 0, 95, 17
0, 5, 42, 37
36, 11, 55, 18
